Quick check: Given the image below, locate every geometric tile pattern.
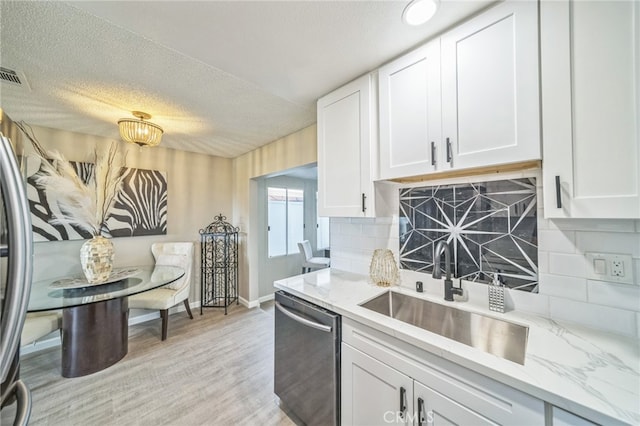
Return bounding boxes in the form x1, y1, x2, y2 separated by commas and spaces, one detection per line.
399, 178, 538, 292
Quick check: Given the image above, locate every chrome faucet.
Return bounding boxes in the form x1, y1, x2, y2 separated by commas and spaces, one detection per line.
432, 241, 463, 301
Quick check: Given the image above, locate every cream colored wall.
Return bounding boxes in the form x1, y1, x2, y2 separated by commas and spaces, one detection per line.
232, 124, 317, 304
24, 125, 233, 307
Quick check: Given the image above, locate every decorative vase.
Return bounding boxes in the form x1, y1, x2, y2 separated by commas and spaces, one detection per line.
369, 249, 400, 287
80, 235, 115, 283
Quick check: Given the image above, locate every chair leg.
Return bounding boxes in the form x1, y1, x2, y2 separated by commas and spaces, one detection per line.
183, 299, 194, 319
160, 309, 169, 341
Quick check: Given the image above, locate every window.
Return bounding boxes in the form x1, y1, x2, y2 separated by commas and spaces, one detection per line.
268, 187, 304, 257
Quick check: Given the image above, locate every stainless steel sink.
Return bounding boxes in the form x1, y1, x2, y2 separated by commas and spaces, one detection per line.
359, 291, 528, 365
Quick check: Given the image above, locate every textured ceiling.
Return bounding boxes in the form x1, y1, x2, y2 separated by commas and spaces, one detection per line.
0, 0, 493, 158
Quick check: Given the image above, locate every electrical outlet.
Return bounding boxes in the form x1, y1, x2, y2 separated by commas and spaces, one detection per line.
586, 252, 634, 285
611, 260, 625, 277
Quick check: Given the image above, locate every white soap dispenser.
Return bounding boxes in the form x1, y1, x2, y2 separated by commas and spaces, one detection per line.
488, 272, 505, 313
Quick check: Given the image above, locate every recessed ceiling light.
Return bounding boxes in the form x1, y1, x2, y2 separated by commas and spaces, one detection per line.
402, 0, 440, 26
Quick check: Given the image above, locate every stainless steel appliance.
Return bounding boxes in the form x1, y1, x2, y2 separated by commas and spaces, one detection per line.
0, 110, 34, 425
274, 291, 340, 426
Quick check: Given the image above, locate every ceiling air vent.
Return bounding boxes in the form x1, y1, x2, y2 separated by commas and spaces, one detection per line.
0, 67, 31, 90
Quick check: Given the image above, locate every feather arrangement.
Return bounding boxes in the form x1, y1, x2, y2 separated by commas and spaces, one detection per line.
16, 122, 127, 237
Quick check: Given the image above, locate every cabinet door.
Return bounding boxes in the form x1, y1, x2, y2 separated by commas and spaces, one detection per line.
541, 0, 640, 218
441, 0, 540, 170
379, 41, 441, 179
551, 406, 598, 426
318, 74, 373, 217
342, 343, 414, 426
414, 381, 494, 426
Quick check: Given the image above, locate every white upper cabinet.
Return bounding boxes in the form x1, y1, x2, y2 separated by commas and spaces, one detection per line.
441, 0, 540, 171
378, 40, 441, 180
377, 0, 540, 180
541, 0, 640, 218
318, 74, 376, 217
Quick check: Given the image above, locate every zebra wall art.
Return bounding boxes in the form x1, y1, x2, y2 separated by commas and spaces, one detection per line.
26, 158, 168, 242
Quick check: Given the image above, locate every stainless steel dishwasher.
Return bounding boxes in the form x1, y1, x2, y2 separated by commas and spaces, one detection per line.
274, 290, 340, 426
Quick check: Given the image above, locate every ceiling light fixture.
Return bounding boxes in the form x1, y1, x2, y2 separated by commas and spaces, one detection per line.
118, 111, 163, 147
402, 0, 440, 26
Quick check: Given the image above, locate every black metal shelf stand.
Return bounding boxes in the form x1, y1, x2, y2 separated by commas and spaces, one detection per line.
199, 214, 239, 315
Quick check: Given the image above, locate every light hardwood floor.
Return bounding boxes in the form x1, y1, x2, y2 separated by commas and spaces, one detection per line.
1, 302, 296, 426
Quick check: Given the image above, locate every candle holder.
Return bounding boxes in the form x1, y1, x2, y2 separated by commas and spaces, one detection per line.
369, 249, 400, 287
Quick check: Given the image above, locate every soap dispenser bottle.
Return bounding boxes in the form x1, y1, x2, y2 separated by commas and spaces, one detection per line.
488, 272, 505, 313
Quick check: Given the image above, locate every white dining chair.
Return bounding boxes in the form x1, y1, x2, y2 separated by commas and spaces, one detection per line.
128, 242, 194, 341
297, 240, 330, 274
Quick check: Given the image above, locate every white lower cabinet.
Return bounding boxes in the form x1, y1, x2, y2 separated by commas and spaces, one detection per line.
551, 407, 598, 426
342, 343, 414, 425
341, 318, 545, 426
414, 381, 495, 426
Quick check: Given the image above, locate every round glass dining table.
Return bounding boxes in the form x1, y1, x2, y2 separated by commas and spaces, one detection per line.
28, 265, 184, 378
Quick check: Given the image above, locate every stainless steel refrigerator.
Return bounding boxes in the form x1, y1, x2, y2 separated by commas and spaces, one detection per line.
0, 109, 34, 425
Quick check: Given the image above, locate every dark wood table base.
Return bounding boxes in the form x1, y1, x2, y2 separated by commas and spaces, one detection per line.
61, 297, 129, 378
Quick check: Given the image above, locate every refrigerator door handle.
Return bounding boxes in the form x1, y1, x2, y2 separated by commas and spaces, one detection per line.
0, 135, 33, 384
275, 302, 332, 333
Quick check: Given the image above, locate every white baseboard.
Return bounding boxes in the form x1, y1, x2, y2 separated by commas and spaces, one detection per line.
240, 292, 274, 308
128, 311, 160, 326
239, 297, 259, 309
21, 300, 203, 356
128, 300, 200, 325
258, 293, 275, 304
21, 334, 61, 356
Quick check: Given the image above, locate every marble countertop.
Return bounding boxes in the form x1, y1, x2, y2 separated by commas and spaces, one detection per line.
274, 268, 640, 425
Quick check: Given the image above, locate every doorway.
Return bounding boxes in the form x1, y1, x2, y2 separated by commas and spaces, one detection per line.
256, 164, 329, 301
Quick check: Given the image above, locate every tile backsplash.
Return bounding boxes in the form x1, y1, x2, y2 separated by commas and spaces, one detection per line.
399, 178, 538, 292
330, 184, 640, 338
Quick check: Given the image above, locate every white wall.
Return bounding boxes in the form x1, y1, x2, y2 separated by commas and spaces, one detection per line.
22, 125, 233, 313
330, 171, 640, 338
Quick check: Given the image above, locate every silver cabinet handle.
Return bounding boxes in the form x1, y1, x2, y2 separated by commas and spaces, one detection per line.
0, 135, 33, 384
275, 302, 332, 333
446, 137, 452, 163
430, 141, 436, 166
399, 386, 407, 419
555, 175, 562, 208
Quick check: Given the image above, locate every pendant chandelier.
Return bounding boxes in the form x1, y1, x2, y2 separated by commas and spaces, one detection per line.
118, 111, 163, 147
